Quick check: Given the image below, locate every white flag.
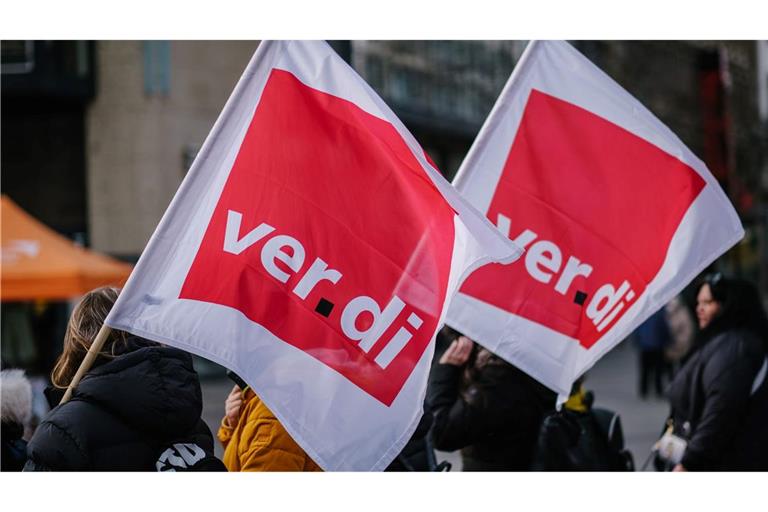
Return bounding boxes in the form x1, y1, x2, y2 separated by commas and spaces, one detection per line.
447, 40, 743, 398
105, 40, 520, 471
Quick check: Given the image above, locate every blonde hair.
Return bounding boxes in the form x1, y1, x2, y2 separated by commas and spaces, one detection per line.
51, 287, 129, 389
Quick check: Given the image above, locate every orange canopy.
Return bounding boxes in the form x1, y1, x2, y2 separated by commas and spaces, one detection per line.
1, 195, 133, 301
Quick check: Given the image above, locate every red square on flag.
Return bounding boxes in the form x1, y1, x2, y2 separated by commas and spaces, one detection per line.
180, 69, 455, 406
460, 89, 706, 348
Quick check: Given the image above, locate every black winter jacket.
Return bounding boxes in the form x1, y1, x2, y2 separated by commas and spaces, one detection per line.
1, 421, 28, 471
24, 337, 224, 471
427, 361, 555, 471
667, 328, 768, 470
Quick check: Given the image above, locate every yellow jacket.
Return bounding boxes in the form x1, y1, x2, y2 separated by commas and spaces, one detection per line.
217, 388, 322, 472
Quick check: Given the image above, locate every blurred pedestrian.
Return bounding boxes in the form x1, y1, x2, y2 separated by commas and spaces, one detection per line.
426, 333, 555, 470
1, 369, 33, 471
218, 381, 321, 471
24, 286, 225, 471
663, 294, 696, 373
531, 376, 634, 471
632, 308, 672, 399
660, 274, 768, 471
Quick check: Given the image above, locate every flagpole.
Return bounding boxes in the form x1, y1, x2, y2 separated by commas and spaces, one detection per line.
60, 323, 113, 405
452, 40, 540, 191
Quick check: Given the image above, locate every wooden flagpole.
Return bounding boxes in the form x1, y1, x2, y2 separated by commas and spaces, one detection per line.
60, 323, 113, 405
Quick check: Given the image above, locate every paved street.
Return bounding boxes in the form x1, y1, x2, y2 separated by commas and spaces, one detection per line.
582, 339, 670, 470
198, 338, 670, 470
197, 368, 233, 460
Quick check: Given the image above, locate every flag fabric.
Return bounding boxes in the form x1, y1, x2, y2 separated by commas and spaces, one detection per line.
447, 40, 744, 398
104, 40, 520, 471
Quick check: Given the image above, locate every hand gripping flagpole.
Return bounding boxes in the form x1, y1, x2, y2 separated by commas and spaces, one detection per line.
60, 323, 113, 405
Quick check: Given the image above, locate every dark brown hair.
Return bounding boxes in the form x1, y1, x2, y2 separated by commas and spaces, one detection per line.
51, 287, 129, 389
697, 274, 768, 350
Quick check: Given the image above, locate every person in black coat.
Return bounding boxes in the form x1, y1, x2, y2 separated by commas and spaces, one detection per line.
426, 329, 555, 470
664, 274, 768, 471
24, 286, 225, 471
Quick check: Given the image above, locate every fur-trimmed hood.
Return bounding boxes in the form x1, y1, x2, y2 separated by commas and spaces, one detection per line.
1, 369, 32, 427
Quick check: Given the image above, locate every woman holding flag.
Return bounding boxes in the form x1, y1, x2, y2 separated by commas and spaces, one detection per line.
23, 287, 224, 471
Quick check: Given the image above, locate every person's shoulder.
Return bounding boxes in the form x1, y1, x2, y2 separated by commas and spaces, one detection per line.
478, 360, 538, 386
469, 363, 523, 400
111, 336, 193, 366
30, 414, 74, 446
245, 392, 279, 423
708, 328, 762, 356
40, 396, 111, 435
736, 328, 765, 353
41, 397, 89, 425
702, 328, 764, 378
27, 410, 90, 470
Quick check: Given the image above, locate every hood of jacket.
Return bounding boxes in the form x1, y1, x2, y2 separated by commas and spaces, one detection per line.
1, 369, 32, 426
68, 336, 203, 439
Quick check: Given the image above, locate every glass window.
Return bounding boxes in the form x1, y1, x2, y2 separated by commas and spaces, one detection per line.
351, 41, 520, 131
143, 41, 171, 96
1, 40, 34, 74
758, 41, 768, 123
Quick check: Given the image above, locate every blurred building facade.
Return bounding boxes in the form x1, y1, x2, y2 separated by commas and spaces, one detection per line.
346, 41, 527, 179
2, 40, 767, 294
84, 41, 256, 255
